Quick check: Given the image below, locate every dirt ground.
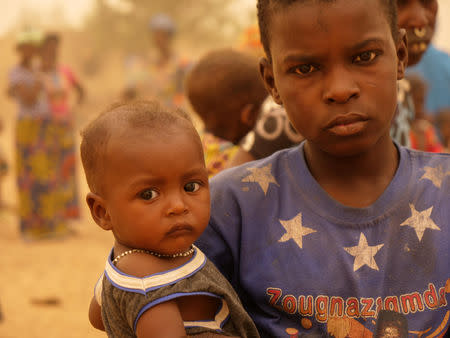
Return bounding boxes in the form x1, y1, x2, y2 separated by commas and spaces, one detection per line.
0, 38, 117, 337
0, 117, 111, 337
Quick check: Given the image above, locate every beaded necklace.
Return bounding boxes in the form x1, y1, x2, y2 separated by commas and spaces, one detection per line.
112, 245, 194, 266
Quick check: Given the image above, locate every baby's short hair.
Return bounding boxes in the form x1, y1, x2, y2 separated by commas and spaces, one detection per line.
185, 48, 267, 131
80, 100, 193, 193
257, 0, 398, 59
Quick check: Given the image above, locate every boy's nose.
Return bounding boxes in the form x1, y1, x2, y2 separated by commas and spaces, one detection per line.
322, 67, 360, 104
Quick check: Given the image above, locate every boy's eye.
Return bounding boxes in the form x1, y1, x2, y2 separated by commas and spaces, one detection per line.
294, 64, 318, 75
354, 51, 377, 63
184, 182, 200, 193
139, 189, 159, 200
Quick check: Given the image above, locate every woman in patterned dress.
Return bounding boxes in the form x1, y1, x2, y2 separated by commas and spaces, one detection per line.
7, 30, 81, 240
40, 32, 84, 222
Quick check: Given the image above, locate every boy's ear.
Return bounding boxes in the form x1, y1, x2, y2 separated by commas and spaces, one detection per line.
240, 103, 258, 128
86, 192, 112, 231
396, 29, 408, 80
260, 57, 282, 105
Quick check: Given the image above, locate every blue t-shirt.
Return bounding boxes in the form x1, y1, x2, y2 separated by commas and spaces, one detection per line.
408, 44, 450, 116
197, 143, 450, 337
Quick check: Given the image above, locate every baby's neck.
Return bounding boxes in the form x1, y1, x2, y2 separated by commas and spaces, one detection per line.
112, 241, 194, 278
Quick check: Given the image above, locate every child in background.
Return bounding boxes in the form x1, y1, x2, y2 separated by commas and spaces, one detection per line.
185, 49, 268, 177
407, 73, 443, 152
197, 0, 450, 336
0, 119, 8, 208
436, 108, 450, 152
82, 100, 259, 337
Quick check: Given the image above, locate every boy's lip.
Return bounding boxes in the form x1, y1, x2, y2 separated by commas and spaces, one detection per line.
166, 223, 194, 236
326, 113, 369, 129
325, 113, 369, 137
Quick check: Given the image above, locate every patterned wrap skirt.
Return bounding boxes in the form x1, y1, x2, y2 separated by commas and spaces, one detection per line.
15, 117, 79, 240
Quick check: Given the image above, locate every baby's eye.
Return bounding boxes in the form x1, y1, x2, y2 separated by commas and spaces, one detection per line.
139, 189, 159, 200
184, 182, 200, 193
354, 51, 377, 63
294, 64, 318, 75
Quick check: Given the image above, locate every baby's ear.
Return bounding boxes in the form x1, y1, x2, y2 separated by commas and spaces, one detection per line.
86, 192, 112, 231
396, 29, 408, 80
260, 57, 282, 105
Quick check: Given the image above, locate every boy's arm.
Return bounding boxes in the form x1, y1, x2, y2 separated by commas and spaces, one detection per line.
88, 296, 105, 331
135, 300, 186, 338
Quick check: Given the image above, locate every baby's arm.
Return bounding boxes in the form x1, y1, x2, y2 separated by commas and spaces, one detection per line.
88, 296, 104, 331
135, 300, 186, 338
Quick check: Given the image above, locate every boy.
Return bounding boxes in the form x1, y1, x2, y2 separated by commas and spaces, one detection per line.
197, 0, 450, 336
83, 101, 259, 337
185, 48, 268, 177
230, 0, 439, 166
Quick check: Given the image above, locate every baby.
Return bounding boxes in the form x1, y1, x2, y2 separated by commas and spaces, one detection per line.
82, 100, 259, 337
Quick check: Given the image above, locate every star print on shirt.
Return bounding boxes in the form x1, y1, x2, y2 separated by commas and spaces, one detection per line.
344, 233, 384, 272
241, 164, 279, 195
279, 213, 317, 249
420, 165, 450, 189
400, 204, 441, 241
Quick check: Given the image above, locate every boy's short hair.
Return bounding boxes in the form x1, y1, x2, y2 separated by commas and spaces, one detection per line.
257, 0, 398, 59
80, 100, 194, 194
185, 48, 267, 132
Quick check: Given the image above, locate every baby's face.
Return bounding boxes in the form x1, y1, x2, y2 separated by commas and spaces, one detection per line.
101, 128, 210, 255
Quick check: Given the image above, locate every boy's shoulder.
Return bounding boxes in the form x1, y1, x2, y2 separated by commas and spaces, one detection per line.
401, 147, 450, 192
210, 145, 299, 197
405, 146, 450, 168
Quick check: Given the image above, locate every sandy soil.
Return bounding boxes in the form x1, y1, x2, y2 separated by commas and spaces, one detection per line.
0, 112, 111, 337
0, 38, 116, 337
0, 209, 111, 338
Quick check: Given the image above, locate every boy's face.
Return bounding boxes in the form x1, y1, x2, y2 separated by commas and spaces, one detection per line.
99, 126, 210, 255
261, 0, 407, 157
397, 0, 438, 66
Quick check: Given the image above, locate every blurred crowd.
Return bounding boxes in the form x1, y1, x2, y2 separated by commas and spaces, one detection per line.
5, 10, 450, 242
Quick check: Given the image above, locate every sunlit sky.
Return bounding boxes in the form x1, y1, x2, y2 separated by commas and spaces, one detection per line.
1, 0, 449, 52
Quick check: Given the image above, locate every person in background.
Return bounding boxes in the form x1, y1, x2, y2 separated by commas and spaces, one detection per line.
7, 29, 69, 240
122, 13, 191, 110
40, 32, 84, 221
405, 2, 450, 117
230, 0, 440, 167
0, 118, 9, 208
83, 100, 259, 337
197, 0, 449, 335
406, 73, 443, 152
185, 49, 268, 177
436, 108, 450, 152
